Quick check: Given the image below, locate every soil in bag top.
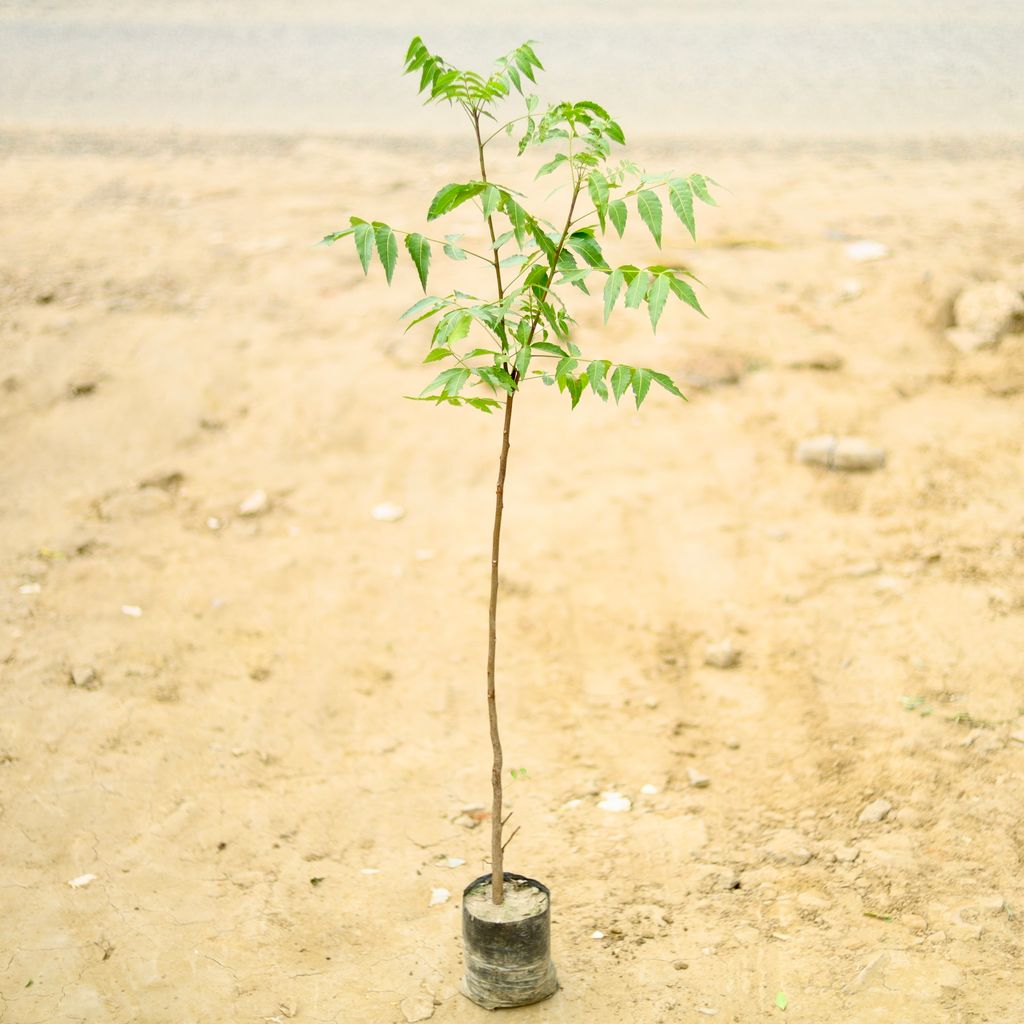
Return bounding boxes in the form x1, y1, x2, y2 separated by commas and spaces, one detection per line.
464, 878, 548, 923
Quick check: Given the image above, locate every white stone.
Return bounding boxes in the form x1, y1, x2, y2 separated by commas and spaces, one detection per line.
845, 240, 890, 262
704, 638, 741, 669
121, 604, 142, 617
764, 830, 812, 866
371, 501, 405, 522
70, 665, 99, 689
68, 873, 97, 888
238, 489, 270, 516
597, 791, 631, 812
428, 887, 450, 906
687, 768, 711, 789
400, 994, 435, 1022
859, 798, 893, 824
950, 281, 1024, 348
797, 435, 886, 472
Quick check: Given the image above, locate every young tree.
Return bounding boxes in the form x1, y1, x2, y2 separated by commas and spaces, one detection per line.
323, 37, 717, 904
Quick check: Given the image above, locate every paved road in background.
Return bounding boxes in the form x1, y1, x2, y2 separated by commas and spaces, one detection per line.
1, 0, 1022, 138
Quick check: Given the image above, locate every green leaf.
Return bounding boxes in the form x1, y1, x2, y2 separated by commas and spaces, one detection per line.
533, 341, 568, 357
372, 222, 398, 284
503, 197, 528, 246
587, 359, 609, 400
690, 173, 718, 206
481, 184, 501, 219
566, 374, 584, 409
775, 992, 788, 1012
423, 347, 451, 363
320, 226, 356, 245
443, 242, 467, 261
404, 233, 431, 292
352, 220, 374, 275
603, 268, 624, 322
631, 367, 651, 408
427, 182, 486, 221
607, 199, 627, 238
514, 345, 532, 377
649, 370, 685, 399
536, 153, 568, 178
637, 190, 663, 247
668, 177, 696, 240
588, 170, 609, 231
610, 365, 632, 403
624, 270, 651, 309
566, 232, 608, 269
421, 367, 470, 397
647, 273, 670, 332
466, 397, 502, 413
667, 274, 706, 316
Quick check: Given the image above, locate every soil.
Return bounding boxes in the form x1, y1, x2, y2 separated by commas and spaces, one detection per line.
1, 127, 1023, 1023
464, 878, 548, 924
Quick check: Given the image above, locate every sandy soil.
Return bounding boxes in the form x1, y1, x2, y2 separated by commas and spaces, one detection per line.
1, 127, 1024, 1023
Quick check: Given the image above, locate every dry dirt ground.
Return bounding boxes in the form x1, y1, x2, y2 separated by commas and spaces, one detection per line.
1, 129, 1023, 1024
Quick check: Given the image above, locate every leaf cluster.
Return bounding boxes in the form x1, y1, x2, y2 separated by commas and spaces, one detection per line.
322, 38, 721, 413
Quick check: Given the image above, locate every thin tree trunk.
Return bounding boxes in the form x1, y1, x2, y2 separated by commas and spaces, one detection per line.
487, 390, 515, 903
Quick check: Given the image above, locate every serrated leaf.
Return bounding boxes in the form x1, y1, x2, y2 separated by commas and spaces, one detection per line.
533, 341, 568, 357
536, 153, 568, 179
649, 370, 686, 399
603, 269, 624, 322
631, 367, 651, 408
421, 367, 470, 397
427, 182, 486, 221
423, 347, 452, 363
567, 374, 584, 409
588, 171, 609, 231
668, 177, 696, 240
624, 270, 651, 309
514, 345, 532, 377
352, 221, 374, 275
610, 365, 632, 403
503, 197, 528, 246
320, 227, 356, 245
481, 184, 500, 219
667, 274, 707, 316
587, 359, 609, 399
443, 242, 468, 261
404, 233, 431, 291
607, 199, 627, 238
647, 274, 670, 332
637, 190, 663, 247
372, 222, 397, 284
690, 173, 718, 206
566, 232, 608, 269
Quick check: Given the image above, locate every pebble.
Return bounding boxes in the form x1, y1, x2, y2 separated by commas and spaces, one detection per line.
764, 830, 813, 866
18, 582, 41, 595
400, 994, 435, 1023
69, 665, 99, 690
834, 845, 860, 863
845, 240, 889, 263
724, 737, 740, 749
428, 887, 450, 907
687, 767, 711, 789
597, 791, 632, 813
640, 783, 659, 795
797, 435, 886, 472
68, 873, 97, 888
672, 959, 689, 970
947, 281, 1024, 351
858, 799, 892, 824
591, 930, 605, 939
371, 502, 405, 523
238, 489, 270, 517
704, 638, 741, 669
121, 605, 142, 618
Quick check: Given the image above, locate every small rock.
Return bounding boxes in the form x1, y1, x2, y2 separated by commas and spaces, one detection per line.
948, 281, 1024, 349
597, 791, 631, 812
672, 959, 689, 970
238, 489, 270, 517
764, 830, 812, 866
845, 240, 889, 263
120, 605, 142, 618
371, 502, 405, 523
18, 582, 41, 595
858, 799, 893, 824
848, 951, 889, 993
68, 873, 97, 888
451, 814, 480, 829
428, 887, 450, 907
400, 993, 435, 1023
444, 857, 465, 869
927, 930, 946, 944
687, 767, 711, 789
69, 665, 99, 690
724, 737, 740, 749
785, 350, 844, 372
68, 380, 97, 398
797, 435, 886, 472
975, 894, 1006, 914
834, 845, 860, 864
704, 638, 741, 669
838, 278, 863, 301
640, 783, 659, 795
591, 930, 605, 939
